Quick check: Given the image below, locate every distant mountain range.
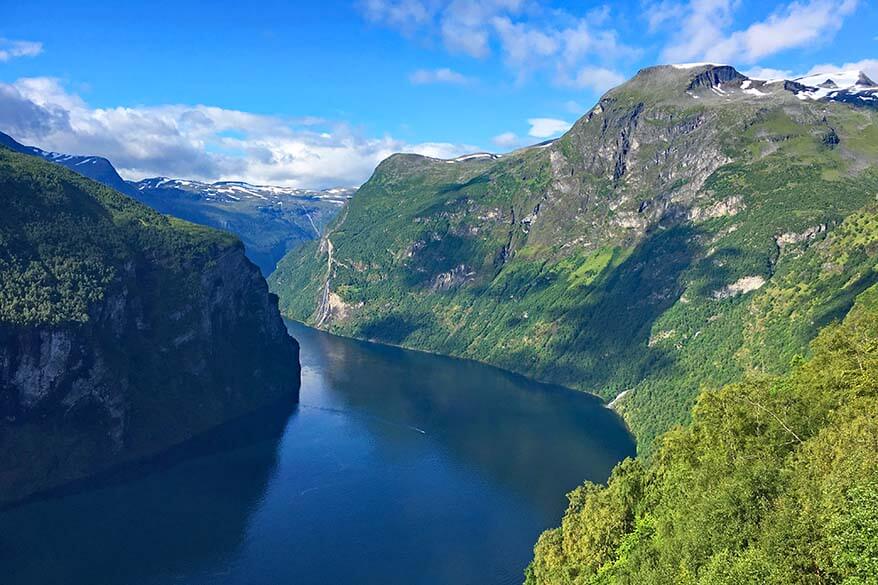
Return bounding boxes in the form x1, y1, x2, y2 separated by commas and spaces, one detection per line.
0, 130, 355, 275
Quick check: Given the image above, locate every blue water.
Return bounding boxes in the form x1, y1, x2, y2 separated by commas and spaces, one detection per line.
0, 321, 634, 585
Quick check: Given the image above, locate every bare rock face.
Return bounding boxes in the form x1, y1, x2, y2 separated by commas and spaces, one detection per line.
0, 243, 299, 505
431, 265, 475, 291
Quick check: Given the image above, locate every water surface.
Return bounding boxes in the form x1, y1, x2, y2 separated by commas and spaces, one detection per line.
0, 321, 634, 585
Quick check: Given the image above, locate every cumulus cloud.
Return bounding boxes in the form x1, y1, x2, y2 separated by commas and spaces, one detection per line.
557, 65, 626, 93
409, 67, 472, 84
360, 0, 631, 91
742, 66, 795, 80
660, 0, 860, 65
492, 131, 520, 148
0, 39, 43, 62
527, 117, 570, 138
804, 59, 878, 82
0, 77, 476, 187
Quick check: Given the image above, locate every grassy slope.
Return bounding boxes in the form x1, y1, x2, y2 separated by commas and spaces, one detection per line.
0, 147, 238, 327
525, 282, 878, 584
272, 74, 878, 452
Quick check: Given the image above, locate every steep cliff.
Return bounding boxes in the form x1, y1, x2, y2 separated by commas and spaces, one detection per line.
0, 147, 300, 504
271, 64, 878, 451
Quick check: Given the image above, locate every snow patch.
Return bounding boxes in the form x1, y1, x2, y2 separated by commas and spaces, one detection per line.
794, 70, 875, 90
790, 70, 877, 101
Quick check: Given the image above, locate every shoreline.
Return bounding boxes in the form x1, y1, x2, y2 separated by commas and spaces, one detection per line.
282, 316, 638, 439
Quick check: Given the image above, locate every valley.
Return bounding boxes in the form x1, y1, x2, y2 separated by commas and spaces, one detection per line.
270, 64, 878, 452
0, 320, 633, 585
2, 47, 878, 585
0, 131, 353, 276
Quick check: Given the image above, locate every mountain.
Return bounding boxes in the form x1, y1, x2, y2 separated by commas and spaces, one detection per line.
270, 64, 878, 453
784, 68, 878, 107
0, 131, 134, 195
0, 146, 300, 504
527, 285, 878, 583
129, 177, 354, 275
0, 131, 354, 276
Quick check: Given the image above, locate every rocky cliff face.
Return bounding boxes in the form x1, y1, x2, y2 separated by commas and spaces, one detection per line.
0, 149, 300, 505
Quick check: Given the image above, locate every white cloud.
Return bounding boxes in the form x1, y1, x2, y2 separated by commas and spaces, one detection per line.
742, 66, 794, 80
527, 117, 570, 138
0, 77, 476, 188
557, 65, 626, 92
361, 1, 634, 91
804, 58, 878, 82
409, 67, 472, 84
440, 0, 527, 58
645, 1, 685, 33
492, 131, 520, 148
658, 0, 735, 64
404, 141, 479, 158
360, 0, 439, 34
0, 39, 43, 62
661, 0, 860, 65
740, 59, 878, 83
492, 15, 560, 69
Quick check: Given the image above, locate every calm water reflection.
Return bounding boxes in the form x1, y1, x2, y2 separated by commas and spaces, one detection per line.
0, 321, 634, 585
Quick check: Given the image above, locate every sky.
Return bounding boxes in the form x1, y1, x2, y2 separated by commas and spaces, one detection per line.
1, 0, 876, 187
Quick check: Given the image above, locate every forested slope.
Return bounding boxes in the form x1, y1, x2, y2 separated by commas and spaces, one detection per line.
526, 283, 878, 584
271, 64, 878, 451
0, 147, 300, 503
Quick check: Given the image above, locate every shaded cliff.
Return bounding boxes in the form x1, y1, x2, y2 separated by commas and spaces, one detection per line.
0, 147, 300, 504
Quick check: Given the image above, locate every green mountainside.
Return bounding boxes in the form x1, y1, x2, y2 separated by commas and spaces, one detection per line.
0, 131, 351, 277
526, 284, 878, 584
127, 178, 352, 276
270, 64, 878, 452
0, 147, 300, 504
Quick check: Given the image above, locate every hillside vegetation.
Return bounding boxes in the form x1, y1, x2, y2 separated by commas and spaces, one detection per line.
526, 283, 878, 584
0, 146, 299, 503
271, 65, 878, 451
0, 147, 237, 326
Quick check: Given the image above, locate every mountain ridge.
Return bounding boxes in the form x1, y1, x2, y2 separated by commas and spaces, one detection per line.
0, 130, 353, 275
271, 63, 878, 452
0, 146, 301, 504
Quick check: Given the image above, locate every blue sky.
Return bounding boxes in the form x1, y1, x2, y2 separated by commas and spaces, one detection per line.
1, 0, 876, 187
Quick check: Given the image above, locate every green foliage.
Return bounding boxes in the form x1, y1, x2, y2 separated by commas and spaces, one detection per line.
0, 146, 300, 504
130, 184, 340, 276
526, 285, 878, 584
272, 105, 878, 452
0, 147, 236, 326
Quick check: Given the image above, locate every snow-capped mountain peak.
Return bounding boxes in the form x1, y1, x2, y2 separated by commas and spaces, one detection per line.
131, 177, 355, 204
792, 70, 876, 92
781, 70, 878, 107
